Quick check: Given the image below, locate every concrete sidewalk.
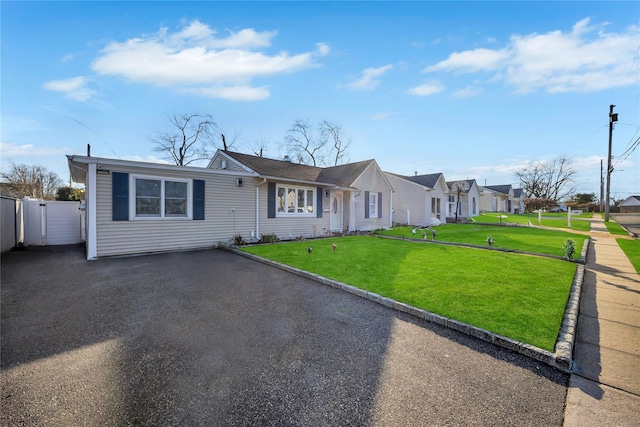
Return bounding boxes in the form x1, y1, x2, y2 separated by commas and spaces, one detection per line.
564, 216, 640, 426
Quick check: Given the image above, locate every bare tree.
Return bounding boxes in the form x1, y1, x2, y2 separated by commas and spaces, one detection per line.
320, 120, 351, 166
150, 113, 219, 166
0, 162, 62, 199
515, 156, 577, 201
285, 119, 351, 166
249, 135, 271, 157
285, 119, 327, 166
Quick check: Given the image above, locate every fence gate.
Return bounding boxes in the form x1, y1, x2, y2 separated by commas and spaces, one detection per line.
23, 199, 82, 246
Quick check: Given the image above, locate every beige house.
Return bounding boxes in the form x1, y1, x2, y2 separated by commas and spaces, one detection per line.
479, 185, 515, 213
446, 180, 481, 219
68, 150, 393, 259
619, 196, 640, 213
209, 150, 393, 238
384, 172, 449, 226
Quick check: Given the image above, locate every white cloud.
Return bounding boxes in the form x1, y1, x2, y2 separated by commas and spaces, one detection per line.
316, 42, 331, 56
424, 18, 640, 93
347, 64, 394, 91
0, 141, 69, 157
452, 85, 483, 98
181, 85, 271, 101
407, 81, 445, 96
424, 48, 510, 73
42, 76, 96, 101
90, 20, 326, 101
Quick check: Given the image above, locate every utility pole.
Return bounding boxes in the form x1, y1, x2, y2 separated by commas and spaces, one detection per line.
605, 104, 618, 222
600, 159, 604, 212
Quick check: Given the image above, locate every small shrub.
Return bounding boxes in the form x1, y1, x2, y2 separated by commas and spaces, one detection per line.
562, 239, 576, 260
259, 233, 280, 244
485, 235, 496, 248
232, 234, 247, 246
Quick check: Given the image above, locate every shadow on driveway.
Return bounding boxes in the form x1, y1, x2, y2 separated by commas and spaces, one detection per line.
2, 245, 568, 426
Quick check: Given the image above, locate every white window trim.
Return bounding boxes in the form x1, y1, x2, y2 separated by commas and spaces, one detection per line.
130, 174, 193, 220
369, 192, 378, 218
276, 184, 316, 217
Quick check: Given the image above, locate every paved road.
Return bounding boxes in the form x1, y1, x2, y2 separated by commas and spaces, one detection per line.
1, 245, 568, 426
610, 213, 640, 237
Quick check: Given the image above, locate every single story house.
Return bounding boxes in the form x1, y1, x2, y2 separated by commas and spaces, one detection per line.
384, 172, 449, 226
619, 196, 640, 213
513, 188, 525, 214
479, 185, 515, 213
68, 150, 393, 259
446, 179, 481, 219
208, 150, 393, 238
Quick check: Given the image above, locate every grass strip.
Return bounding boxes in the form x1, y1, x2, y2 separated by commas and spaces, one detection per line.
604, 220, 631, 235
242, 236, 576, 351
617, 239, 640, 273
376, 224, 585, 258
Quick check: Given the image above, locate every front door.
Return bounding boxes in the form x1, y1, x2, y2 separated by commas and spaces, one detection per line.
330, 192, 343, 231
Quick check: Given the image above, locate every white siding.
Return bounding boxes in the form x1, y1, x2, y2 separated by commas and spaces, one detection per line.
385, 174, 430, 226
352, 164, 392, 231
430, 178, 449, 221
258, 181, 332, 239
209, 152, 250, 172
95, 166, 256, 257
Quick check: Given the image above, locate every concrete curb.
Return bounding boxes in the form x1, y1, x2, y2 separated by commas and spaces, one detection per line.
219, 241, 586, 373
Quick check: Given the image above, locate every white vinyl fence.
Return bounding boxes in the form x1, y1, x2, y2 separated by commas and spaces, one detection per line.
23, 199, 83, 246
1, 196, 22, 253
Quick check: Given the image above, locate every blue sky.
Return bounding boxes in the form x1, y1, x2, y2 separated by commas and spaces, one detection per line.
2, 1, 639, 200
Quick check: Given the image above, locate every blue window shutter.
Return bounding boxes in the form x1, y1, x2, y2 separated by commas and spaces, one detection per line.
316, 187, 323, 218
193, 179, 205, 220
378, 192, 383, 218
268, 182, 276, 218
112, 172, 129, 221
364, 191, 370, 218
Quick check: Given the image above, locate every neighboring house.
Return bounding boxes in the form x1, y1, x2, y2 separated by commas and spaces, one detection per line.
446, 179, 481, 219
209, 150, 393, 238
68, 151, 394, 260
479, 185, 515, 213
619, 196, 640, 213
513, 188, 525, 214
384, 172, 449, 225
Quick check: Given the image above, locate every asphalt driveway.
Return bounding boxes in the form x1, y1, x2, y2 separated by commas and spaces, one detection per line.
1, 245, 568, 426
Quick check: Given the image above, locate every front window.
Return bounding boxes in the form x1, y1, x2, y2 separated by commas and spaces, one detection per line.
133, 175, 190, 219
369, 192, 378, 217
276, 185, 315, 216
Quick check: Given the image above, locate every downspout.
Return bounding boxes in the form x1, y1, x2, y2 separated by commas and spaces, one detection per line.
255, 178, 267, 239
389, 190, 393, 228
86, 163, 97, 260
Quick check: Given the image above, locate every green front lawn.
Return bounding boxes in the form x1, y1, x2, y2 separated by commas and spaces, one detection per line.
376, 224, 585, 258
617, 239, 640, 273
475, 213, 591, 231
605, 220, 631, 236
242, 236, 576, 351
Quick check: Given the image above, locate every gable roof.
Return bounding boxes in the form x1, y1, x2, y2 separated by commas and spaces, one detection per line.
403, 173, 443, 189
513, 188, 523, 198
217, 150, 379, 188
482, 184, 512, 195
620, 195, 640, 206
446, 179, 477, 194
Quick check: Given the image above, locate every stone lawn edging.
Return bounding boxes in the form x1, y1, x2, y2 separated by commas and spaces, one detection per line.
219, 239, 587, 373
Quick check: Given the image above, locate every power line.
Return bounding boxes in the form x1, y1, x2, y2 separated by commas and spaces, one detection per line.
69, 117, 121, 159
